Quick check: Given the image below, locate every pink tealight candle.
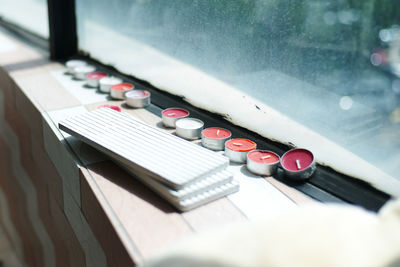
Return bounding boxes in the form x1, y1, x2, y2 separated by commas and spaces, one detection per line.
247, 150, 280, 176
161, 108, 190, 128
225, 138, 257, 163
125, 90, 151, 108
97, 104, 121, 112
110, 83, 135, 100
201, 127, 232, 151
86, 72, 107, 88
280, 148, 316, 180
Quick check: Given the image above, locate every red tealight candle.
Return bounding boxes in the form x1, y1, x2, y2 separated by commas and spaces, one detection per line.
86, 72, 107, 88
97, 104, 121, 112
247, 150, 280, 176
110, 83, 134, 100
201, 127, 232, 151
161, 108, 190, 128
225, 138, 257, 163
280, 148, 316, 180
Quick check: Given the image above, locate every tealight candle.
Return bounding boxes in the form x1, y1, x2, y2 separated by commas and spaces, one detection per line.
86, 72, 107, 88
175, 118, 204, 140
125, 90, 151, 108
97, 104, 122, 112
225, 138, 257, 163
110, 83, 134, 100
65, 59, 87, 74
162, 108, 190, 128
73, 65, 96, 80
201, 127, 232, 151
280, 148, 316, 180
99, 76, 123, 93
247, 150, 280, 176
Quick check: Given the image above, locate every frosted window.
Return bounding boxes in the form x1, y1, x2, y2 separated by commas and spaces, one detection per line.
0, 0, 48, 38
76, 0, 400, 182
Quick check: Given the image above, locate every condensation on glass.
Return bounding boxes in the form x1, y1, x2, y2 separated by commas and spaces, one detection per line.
0, 0, 48, 38
76, 0, 400, 181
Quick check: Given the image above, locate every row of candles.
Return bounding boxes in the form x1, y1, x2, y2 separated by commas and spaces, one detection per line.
66, 60, 151, 108
161, 108, 316, 180
66, 59, 316, 181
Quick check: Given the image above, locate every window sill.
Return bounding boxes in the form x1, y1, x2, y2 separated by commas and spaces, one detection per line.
0, 28, 316, 266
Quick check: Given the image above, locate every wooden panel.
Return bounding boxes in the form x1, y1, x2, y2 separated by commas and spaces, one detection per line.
0, 216, 23, 267
182, 198, 246, 232
2, 77, 64, 206
42, 114, 82, 205
48, 194, 87, 267
0, 76, 87, 267
266, 177, 316, 205
84, 161, 193, 259
0, 45, 42, 66
81, 169, 136, 266
0, 172, 25, 265
12, 71, 81, 111
0, 137, 44, 267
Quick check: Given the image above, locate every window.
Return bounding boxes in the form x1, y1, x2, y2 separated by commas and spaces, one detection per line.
75, 0, 400, 192
0, 0, 397, 202
0, 0, 48, 38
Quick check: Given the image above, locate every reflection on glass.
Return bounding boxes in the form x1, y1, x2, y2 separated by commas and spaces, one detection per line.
0, 0, 48, 38
76, 0, 400, 180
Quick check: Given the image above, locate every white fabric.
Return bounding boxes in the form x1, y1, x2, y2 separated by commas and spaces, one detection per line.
143, 200, 400, 267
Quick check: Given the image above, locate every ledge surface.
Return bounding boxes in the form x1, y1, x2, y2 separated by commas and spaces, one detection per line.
0, 29, 314, 266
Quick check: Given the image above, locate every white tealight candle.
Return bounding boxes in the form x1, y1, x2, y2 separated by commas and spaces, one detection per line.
65, 59, 87, 74
73, 65, 96, 80
125, 90, 151, 108
175, 118, 204, 140
99, 76, 123, 93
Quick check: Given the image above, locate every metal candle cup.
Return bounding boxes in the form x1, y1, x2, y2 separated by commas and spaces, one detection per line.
86, 72, 107, 87
110, 83, 134, 100
247, 150, 280, 176
201, 127, 232, 151
125, 90, 151, 108
65, 59, 87, 74
162, 108, 190, 128
175, 118, 204, 140
73, 65, 96, 80
99, 76, 123, 93
224, 138, 257, 163
280, 148, 316, 181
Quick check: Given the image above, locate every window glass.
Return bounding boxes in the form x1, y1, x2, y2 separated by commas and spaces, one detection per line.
0, 0, 48, 38
76, 0, 400, 183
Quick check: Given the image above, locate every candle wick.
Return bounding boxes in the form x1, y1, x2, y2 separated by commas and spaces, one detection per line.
232, 142, 242, 146
261, 155, 271, 160
296, 160, 301, 170
216, 130, 220, 136
168, 113, 176, 116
